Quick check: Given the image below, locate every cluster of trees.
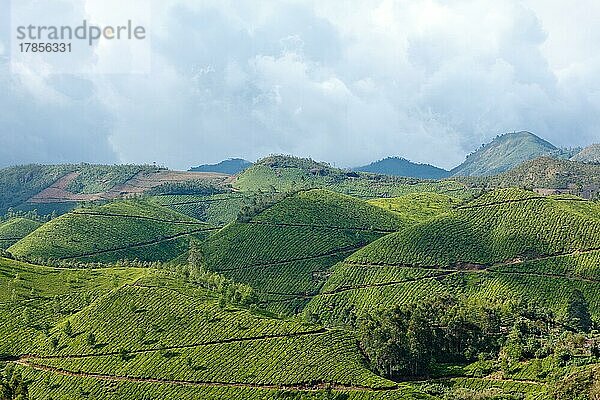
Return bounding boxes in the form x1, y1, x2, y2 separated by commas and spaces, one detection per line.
182, 242, 257, 307
1, 209, 54, 223
236, 192, 293, 222
358, 290, 594, 380
0, 365, 27, 400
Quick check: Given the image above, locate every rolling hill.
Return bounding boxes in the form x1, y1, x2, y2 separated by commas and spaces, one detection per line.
0, 217, 43, 249
0, 257, 428, 400
450, 131, 560, 177
305, 188, 600, 324
190, 158, 252, 174
0, 164, 231, 218
200, 189, 455, 315
236, 155, 473, 199
355, 157, 449, 179
8, 200, 216, 263
3, 152, 600, 399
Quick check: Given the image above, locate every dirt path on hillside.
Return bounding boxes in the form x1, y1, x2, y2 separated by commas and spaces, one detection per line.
455, 196, 588, 210
216, 245, 364, 272
260, 271, 458, 304
18, 329, 328, 361
71, 211, 211, 225
15, 359, 392, 391
59, 227, 219, 260
246, 220, 398, 233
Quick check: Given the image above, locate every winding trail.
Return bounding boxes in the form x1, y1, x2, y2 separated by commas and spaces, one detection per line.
264, 247, 600, 303
246, 220, 399, 233
59, 227, 219, 260
455, 195, 587, 210
14, 359, 395, 391
17, 329, 328, 361
216, 245, 364, 272
71, 211, 210, 226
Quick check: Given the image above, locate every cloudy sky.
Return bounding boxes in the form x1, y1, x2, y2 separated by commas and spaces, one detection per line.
1, 0, 600, 170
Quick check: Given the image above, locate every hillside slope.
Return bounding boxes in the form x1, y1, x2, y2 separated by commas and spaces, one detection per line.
460, 157, 600, 198
0, 217, 43, 249
9, 200, 215, 263
571, 144, 600, 163
451, 131, 559, 177
355, 157, 449, 179
202, 189, 433, 314
306, 188, 600, 323
236, 155, 473, 199
1, 258, 430, 400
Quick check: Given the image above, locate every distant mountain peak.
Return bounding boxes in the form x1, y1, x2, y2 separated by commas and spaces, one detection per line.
451, 131, 559, 177
354, 156, 449, 179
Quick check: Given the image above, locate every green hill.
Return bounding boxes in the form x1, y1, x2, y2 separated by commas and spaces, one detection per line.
8, 200, 215, 263
0, 217, 43, 249
236, 155, 473, 199
202, 189, 415, 315
0, 257, 431, 400
571, 144, 600, 163
355, 157, 449, 179
306, 188, 600, 323
451, 131, 560, 177
151, 193, 250, 226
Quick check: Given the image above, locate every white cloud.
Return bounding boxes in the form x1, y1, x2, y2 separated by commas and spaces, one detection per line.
1, 0, 600, 169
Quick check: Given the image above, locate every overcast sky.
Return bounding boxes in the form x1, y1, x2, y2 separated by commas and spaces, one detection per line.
1, 0, 600, 170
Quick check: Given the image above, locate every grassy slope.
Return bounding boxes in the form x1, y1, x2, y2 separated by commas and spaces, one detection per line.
367, 193, 460, 223
204, 190, 409, 314
0, 258, 432, 399
151, 193, 249, 226
0, 257, 145, 355
0, 218, 42, 249
8, 200, 213, 263
306, 188, 600, 323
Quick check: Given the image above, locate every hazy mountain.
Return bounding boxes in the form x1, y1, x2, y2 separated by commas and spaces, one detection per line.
354, 157, 449, 179
457, 157, 600, 200
451, 131, 559, 177
190, 158, 252, 175
571, 144, 600, 163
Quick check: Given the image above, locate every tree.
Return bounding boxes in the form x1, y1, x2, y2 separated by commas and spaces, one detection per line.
188, 241, 206, 272
62, 320, 73, 337
0, 365, 28, 400
86, 332, 96, 348
566, 289, 592, 333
